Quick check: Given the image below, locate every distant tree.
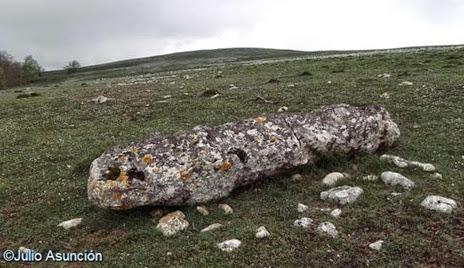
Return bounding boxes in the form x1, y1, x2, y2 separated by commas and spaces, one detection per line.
64, 60, 80, 74
0, 50, 22, 88
0, 66, 6, 90
21, 55, 43, 82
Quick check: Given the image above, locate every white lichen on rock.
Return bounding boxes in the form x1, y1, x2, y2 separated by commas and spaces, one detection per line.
218, 239, 241, 252
87, 104, 400, 209
320, 186, 363, 205
381, 172, 415, 190
156, 211, 189, 236
57, 218, 83, 230
255, 226, 271, 238
380, 154, 436, 172
322, 172, 350, 186
420, 195, 457, 213
294, 217, 313, 228
317, 222, 338, 237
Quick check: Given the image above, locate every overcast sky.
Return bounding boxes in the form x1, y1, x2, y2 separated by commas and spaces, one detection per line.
1, 0, 463, 70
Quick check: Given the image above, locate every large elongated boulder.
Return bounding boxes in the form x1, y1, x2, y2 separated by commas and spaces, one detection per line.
88, 104, 400, 209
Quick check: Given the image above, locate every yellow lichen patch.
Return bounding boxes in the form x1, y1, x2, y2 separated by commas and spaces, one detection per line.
220, 161, 232, 171
270, 136, 278, 143
255, 116, 267, 123
118, 155, 128, 162
190, 134, 199, 144
180, 170, 190, 182
116, 171, 130, 187
142, 154, 154, 164
127, 146, 137, 153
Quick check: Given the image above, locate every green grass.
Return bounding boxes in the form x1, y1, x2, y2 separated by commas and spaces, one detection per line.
1, 47, 463, 267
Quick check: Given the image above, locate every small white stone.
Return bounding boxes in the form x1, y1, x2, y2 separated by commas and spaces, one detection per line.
277, 106, 289, 113
255, 226, 270, 238
317, 222, 338, 238
297, 203, 309, 213
431, 173, 443, 179
294, 217, 313, 228
163, 95, 171, 99
330, 208, 342, 218
218, 239, 241, 252
210, 94, 220, 99
201, 223, 223, 232
287, 83, 296, 88
218, 204, 233, 214
377, 73, 391, 78
368, 240, 384, 251
58, 218, 83, 230
380, 92, 390, 99
291, 173, 303, 181
380, 154, 436, 172
421, 195, 457, 213
399, 81, 413, 86
196, 205, 209, 216
362, 175, 379, 181
91, 95, 111, 104
320, 186, 363, 205
156, 211, 189, 236
381, 172, 415, 190
390, 192, 403, 197
322, 172, 350, 186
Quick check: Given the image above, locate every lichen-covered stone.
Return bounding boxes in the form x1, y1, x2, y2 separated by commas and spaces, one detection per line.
420, 195, 457, 213
317, 222, 338, 237
156, 210, 189, 236
322, 172, 350, 186
88, 104, 400, 209
381, 172, 415, 190
320, 186, 363, 205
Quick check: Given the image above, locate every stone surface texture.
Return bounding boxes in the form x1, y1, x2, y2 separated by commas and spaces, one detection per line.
156, 210, 189, 236
381, 172, 415, 190
421, 195, 457, 213
88, 104, 400, 209
320, 186, 364, 205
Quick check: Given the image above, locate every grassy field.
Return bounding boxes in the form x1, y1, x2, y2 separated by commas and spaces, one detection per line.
1, 47, 463, 267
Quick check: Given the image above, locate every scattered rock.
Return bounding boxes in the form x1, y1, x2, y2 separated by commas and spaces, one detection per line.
219, 204, 233, 214
381, 171, 415, 190
149, 208, 166, 218
287, 83, 296, 88
327, 80, 332, 84
294, 217, 313, 228
163, 95, 172, 99
320, 186, 363, 205
201, 223, 222, 232
390, 192, 403, 197
322, 172, 350, 186
330, 208, 342, 218
218, 239, 241, 252
19, 246, 33, 254
297, 203, 308, 213
91, 95, 111, 104
399, 81, 413, 86
278, 106, 288, 113
291, 174, 303, 182
255, 226, 270, 238
229, 84, 238, 90
362, 175, 379, 181
380, 92, 390, 99
196, 205, 209, 216
88, 104, 400, 209
210, 94, 220, 99
431, 173, 443, 179
156, 211, 189, 236
378, 73, 391, 78
201, 89, 219, 97
58, 218, 83, 230
17, 92, 41, 99
420, 195, 457, 213
255, 96, 279, 104
380, 154, 436, 172
317, 222, 338, 238
267, 78, 280, 83
368, 240, 384, 251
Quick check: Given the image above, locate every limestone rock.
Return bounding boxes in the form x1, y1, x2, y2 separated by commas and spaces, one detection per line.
420, 195, 457, 213
88, 104, 400, 209
196, 205, 209, 216
431, 173, 443, 179
58, 218, 83, 230
255, 226, 270, 238
380, 154, 435, 172
322, 172, 350, 186
291, 174, 303, 181
277, 106, 288, 113
201, 223, 222, 232
91, 96, 111, 104
156, 211, 189, 236
362, 175, 379, 181
218, 239, 241, 252
320, 186, 363, 205
381, 172, 415, 190
317, 222, 338, 237
294, 217, 313, 228
297, 203, 308, 213
330, 208, 342, 218
219, 204, 233, 214
369, 240, 384, 251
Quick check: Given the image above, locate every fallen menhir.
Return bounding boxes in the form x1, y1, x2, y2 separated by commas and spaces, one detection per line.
88, 104, 400, 209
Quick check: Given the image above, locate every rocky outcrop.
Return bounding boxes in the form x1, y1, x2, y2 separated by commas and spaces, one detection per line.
88, 104, 400, 209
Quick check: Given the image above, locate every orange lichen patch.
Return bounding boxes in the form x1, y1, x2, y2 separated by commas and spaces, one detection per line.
255, 116, 267, 123
112, 191, 122, 201
220, 161, 232, 171
180, 170, 190, 182
116, 171, 130, 187
270, 136, 278, 143
142, 154, 154, 164
117, 155, 128, 162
